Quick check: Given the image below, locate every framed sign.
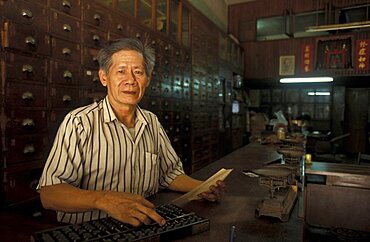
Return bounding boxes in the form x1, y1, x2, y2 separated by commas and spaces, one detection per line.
326, 50, 346, 69
315, 36, 352, 70
279, 55, 295, 75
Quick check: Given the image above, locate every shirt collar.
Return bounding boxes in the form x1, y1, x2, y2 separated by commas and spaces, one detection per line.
102, 96, 148, 126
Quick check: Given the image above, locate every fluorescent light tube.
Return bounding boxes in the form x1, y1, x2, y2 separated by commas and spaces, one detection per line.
307, 92, 331, 96
280, 77, 333, 83
306, 21, 370, 32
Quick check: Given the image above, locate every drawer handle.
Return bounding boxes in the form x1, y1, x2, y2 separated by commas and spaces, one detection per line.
21, 9, 33, 19
62, 94, 72, 103
63, 24, 72, 32
62, 47, 71, 55
23, 144, 35, 154
176, 51, 180, 56
151, 40, 156, 45
117, 24, 123, 31
22, 118, 35, 127
22, 64, 33, 73
22, 91, 34, 101
165, 45, 169, 51
93, 56, 98, 63
94, 13, 101, 22
25, 36, 36, 46
93, 76, 99, 83
136, 33, 141, 39
62, 0, 71, 8
92, 34, 100, 42
151, 101, 156, 106
63, 70, 72, 79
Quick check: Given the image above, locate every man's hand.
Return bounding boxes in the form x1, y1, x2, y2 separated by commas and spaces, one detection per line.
198, 180, 226, 202
98, 191, 166, 227
40, 184, 164, 227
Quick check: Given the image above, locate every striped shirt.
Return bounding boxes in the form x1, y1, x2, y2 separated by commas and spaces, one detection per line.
37, 96, 184, 224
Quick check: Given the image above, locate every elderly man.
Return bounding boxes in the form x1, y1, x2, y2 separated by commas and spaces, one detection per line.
38, 38, 225, 227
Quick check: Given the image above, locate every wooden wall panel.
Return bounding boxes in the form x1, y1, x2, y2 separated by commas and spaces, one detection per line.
229, 0, 370, 81
243, 37, 318, 79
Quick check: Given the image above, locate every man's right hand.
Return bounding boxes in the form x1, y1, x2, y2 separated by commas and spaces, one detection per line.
97, 191, 166, 227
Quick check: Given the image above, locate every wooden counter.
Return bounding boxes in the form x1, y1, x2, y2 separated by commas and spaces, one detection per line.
0, 143, 304, 242
149, 142, 304, 241
305, 162, 370, 232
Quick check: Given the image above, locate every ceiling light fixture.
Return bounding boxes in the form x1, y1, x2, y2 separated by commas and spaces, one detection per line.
280, 77, 334, 83
305, 20, 370, 32
307, 91, 331, 96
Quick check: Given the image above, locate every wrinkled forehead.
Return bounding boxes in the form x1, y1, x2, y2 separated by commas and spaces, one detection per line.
111, 50, 145, 67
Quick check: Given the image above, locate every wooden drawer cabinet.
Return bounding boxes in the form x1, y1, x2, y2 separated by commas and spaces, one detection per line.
173, 86, 183, 99
5, 135, 49, 164
3, 52, 47, 83
50, 11, 81, 41
83, 1, 110, 30
82, 46, 99, 68
51, 37, 81, 62
183, 87, 191, 100
49, 86, 80, 108
3, 21, 50, 55
161, 111, 173, 124
49, 60, 81, 85
80, 88, 106, 104
109, 31, 126, 41
82, 68, 100, 86
161, 82, 172, 98
82, 24, 108, 48
49, 110, 72, 132
110, 12, 130, 35
147, 81, 161, 97
5, 110, 47, 135
2, 0, 48, 30
50, 0, 82, 18
5, 82, 47, 108
160, 99, 172, 111
3, 167, 43, 205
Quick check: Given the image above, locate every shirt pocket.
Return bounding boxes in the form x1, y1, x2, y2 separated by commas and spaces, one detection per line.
143, 152, 159, 193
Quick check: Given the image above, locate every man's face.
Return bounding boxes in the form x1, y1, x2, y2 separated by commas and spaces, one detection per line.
99, 50, 150, 108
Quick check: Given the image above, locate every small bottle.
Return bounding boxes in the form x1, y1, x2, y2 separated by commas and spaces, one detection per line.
277, 127, 286, 140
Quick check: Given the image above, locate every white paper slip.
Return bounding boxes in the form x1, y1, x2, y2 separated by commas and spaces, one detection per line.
172, 168, 233, 204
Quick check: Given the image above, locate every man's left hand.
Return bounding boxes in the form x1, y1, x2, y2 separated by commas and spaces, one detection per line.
198, 180, 226, 202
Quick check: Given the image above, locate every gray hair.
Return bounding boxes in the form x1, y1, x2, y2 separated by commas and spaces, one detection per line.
97, 38, 155, 76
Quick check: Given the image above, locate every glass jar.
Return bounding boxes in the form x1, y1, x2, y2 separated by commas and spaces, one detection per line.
277, 127, 286, 140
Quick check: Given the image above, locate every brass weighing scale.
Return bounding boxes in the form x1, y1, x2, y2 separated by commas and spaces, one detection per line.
254, 148, 303, 221
253, 165, 298, 221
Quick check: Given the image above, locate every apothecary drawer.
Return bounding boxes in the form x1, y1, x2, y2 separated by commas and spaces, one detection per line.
5, 82, 47, 108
